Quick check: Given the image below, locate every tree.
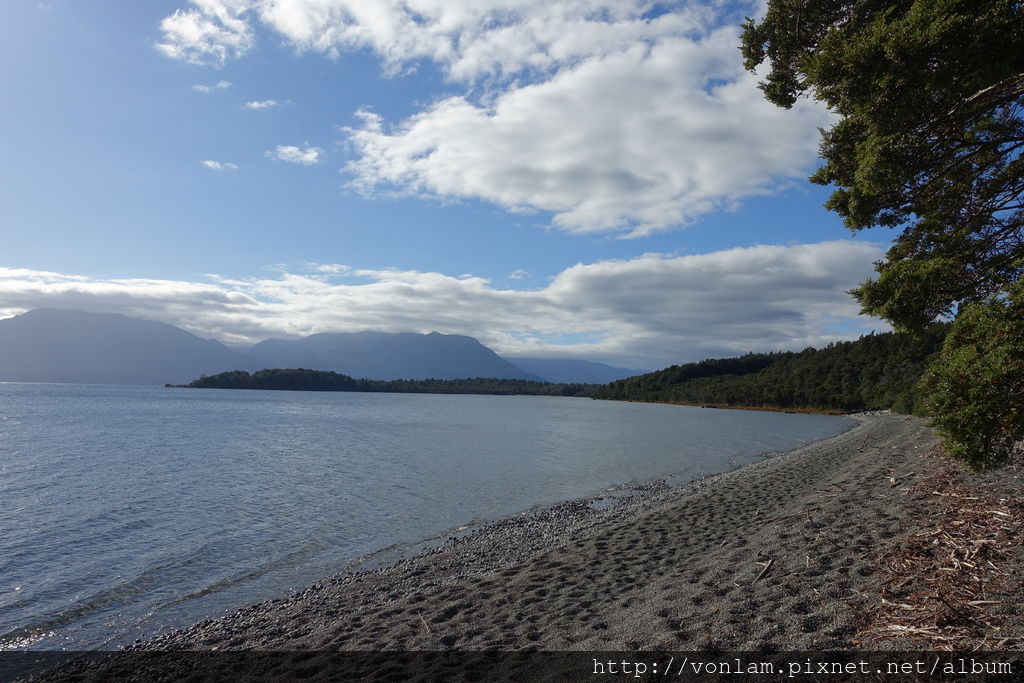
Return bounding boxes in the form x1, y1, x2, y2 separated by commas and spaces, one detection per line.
741, 0, 1024, 331
919, 280, 1024, 470
741, 0, 1024, 465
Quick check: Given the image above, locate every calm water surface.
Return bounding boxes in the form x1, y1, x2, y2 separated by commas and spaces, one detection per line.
0, 383, 852, 650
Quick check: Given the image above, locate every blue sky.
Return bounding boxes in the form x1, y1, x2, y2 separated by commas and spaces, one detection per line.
0, 0, 890, 368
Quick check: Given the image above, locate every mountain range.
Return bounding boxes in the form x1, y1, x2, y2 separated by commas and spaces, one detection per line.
247, 331, 539, 381
0, 309, 642, 386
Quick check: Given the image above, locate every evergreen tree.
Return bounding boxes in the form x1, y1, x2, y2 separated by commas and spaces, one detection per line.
741, 0, 1023, 465
741, 0, 1024, 330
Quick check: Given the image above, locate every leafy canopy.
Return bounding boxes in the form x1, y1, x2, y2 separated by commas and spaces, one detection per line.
741, 0, 1024, 331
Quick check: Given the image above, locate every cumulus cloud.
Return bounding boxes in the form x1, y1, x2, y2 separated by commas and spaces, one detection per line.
245, 99, 279, 109
268, 145, 323, 165
0, 241, 886, 368
345, 32, 832, 236
509, 269, 530, 280
158, 1, 833, 236
192, 79, 233, 92
200, 159, 239, 170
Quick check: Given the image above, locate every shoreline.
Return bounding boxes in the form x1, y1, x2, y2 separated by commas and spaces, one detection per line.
3, 393, 853, 655
30, 411, 1023, 682
131, 411, 934, 651
611, 398, 850, 416
339, 411, 859, 576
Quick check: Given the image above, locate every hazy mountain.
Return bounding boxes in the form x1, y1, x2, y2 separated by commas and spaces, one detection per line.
0, 309, 256, 385
0, 309, 632, 387
247, 331, 543, 381
504, 357, 643, 384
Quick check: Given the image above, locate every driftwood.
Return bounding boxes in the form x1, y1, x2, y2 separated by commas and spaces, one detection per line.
854, 445, 1024, 651
752, 558, 774, 583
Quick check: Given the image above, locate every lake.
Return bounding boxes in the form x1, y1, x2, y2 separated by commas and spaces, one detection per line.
0, 383, 851, 650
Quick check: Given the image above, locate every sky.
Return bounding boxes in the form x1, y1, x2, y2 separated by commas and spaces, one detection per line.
0, 0, 893, 370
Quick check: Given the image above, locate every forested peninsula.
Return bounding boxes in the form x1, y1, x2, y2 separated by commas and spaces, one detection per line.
592, 327, 947, 413
181, 368, 596, 397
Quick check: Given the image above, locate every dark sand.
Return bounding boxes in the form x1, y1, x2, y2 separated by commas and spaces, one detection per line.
126, 412, 963, 651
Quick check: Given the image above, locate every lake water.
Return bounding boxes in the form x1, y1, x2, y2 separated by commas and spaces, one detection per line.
0, 383, 852, 651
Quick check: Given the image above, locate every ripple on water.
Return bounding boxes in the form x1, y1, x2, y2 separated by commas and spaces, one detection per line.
0, 383, 852, 650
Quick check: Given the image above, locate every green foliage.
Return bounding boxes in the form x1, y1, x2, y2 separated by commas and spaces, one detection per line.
593, 328, 947, 413
188, 368, 596, 397
741, 0, 1024, 331
742, 0, 1023, 466
920, 281, 1024, 469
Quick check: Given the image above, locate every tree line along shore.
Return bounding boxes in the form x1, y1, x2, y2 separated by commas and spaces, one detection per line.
176, 368, 596, 397
181, 325, 943, 414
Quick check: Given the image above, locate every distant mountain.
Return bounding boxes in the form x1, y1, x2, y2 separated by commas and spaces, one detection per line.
504, 357, 643, 384
0, 309, 627, 387
247, 331, 543, 381
0, 309, 256, 385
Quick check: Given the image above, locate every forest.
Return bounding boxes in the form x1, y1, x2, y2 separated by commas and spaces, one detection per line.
184, 368, 596, 397
592, 327, 948, 413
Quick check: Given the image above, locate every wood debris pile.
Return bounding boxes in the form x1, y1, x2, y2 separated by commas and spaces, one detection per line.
856, 445, 1024, 650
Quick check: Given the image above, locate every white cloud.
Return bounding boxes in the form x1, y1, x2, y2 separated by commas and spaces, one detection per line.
256, 0, 719, 82
200, 159, 239, 170
192, 79, 233, 92
509, 269, 529, 280
157, 0, 255, 66
268, 145, 323, 165
245, 99, 279, 109
345, 31, 832, 236
159, 1, 833, 236
159, 1, 714, 81
0, 241, 886, 368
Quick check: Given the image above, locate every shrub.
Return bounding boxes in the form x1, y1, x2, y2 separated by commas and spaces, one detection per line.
921, 280, 1024, 470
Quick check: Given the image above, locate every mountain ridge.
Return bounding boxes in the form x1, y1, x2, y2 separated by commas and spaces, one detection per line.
0, 309, 630, 386
0, 308, 256, 385
247, 330, 542, 381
